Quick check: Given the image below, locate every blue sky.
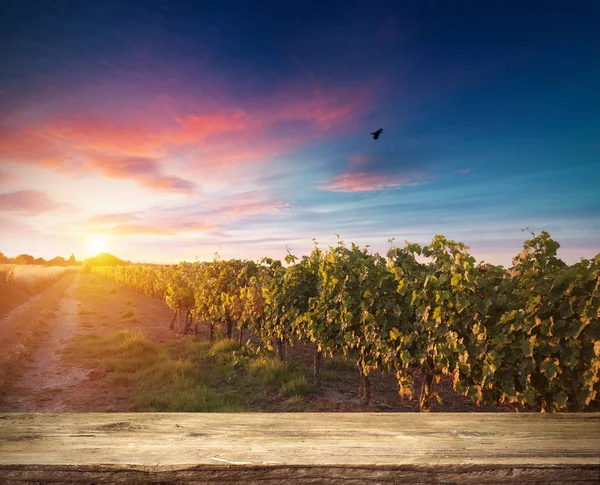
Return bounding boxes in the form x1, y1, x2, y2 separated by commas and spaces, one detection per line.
0, 0, 598, 265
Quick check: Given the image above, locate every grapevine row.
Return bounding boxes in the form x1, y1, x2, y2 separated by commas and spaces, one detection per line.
91, 231, 600, 411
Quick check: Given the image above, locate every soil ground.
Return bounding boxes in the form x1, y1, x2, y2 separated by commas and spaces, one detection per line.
0, 272, 519, 412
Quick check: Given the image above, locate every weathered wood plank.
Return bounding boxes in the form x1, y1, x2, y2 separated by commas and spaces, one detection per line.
0, 413, 599, 484
1, 465, 599, 484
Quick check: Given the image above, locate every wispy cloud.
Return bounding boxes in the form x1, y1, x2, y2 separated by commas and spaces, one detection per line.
0, 170, 12, 184
105, 224, 176, 236
213, 191, 293, 216
83, 212, 140, 226
318, 154, 424, 192
82, 210, 216, 236
86, 156, 196, 193
220, 200, 292, 216
0, 190, 65, 214
171, 220, 215, 232
0, 217, 41, 238
318, 172, 419, 192
0, 82, 373, 191
0, 125, 68, 167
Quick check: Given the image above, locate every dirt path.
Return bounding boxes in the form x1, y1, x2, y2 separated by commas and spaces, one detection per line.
0, 292, 45, 325
3, 275, 88, 412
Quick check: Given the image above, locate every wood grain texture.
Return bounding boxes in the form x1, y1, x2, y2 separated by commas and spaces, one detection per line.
1, 413, 599, 484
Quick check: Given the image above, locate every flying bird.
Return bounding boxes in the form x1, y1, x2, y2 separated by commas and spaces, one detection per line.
371, 128, 383, 140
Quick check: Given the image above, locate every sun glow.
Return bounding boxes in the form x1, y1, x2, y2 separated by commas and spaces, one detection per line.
88, 236, 108, 256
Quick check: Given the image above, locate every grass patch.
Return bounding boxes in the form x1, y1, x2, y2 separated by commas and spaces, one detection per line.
280, 375, 314, 396
247, 356, 314, 396
61, 332, 316, 411
248, 356, 292, 387
211, 338, 240, 354
134, 384, 243, 412
62, 330, 162, 372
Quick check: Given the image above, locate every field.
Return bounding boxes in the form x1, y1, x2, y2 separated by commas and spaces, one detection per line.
0, 264, 76, 316
0, 271, 512, 412
0, 231, 598, 413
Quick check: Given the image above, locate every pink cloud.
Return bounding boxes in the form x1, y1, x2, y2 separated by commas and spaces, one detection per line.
44, 114, 196, 158
0, 217, 40, 237
0, 81, 374, 192
0, 170, 11, 184
210, 190, 294, 217
318, 153, 423, 192
172, 220, 215, 232
0, 190, 65, 214
267, 85, 368, 130
318, 172, 406, 192
86, 156, 196, 193
160, 84, 373, 170
0, 125, 69, 167
221, 200, 291, 216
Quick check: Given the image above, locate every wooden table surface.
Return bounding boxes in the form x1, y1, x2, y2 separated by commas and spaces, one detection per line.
1, 413, 599, 484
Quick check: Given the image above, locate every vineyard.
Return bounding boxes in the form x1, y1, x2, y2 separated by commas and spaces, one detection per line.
90, 231, 600, 412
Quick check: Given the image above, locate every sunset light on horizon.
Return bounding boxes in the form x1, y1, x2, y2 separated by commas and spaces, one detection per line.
1, 0, 598, 266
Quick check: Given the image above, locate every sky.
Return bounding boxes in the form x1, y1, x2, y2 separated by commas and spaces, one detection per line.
1, 0, 599, 266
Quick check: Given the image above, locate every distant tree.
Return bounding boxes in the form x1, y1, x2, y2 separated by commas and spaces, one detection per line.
34, 257, 46, 265
0, 251, 8, 263
83, 252, 128, 272
47, 256, 66, 266
15, 254, 35, 265
67, 253, 77, 265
